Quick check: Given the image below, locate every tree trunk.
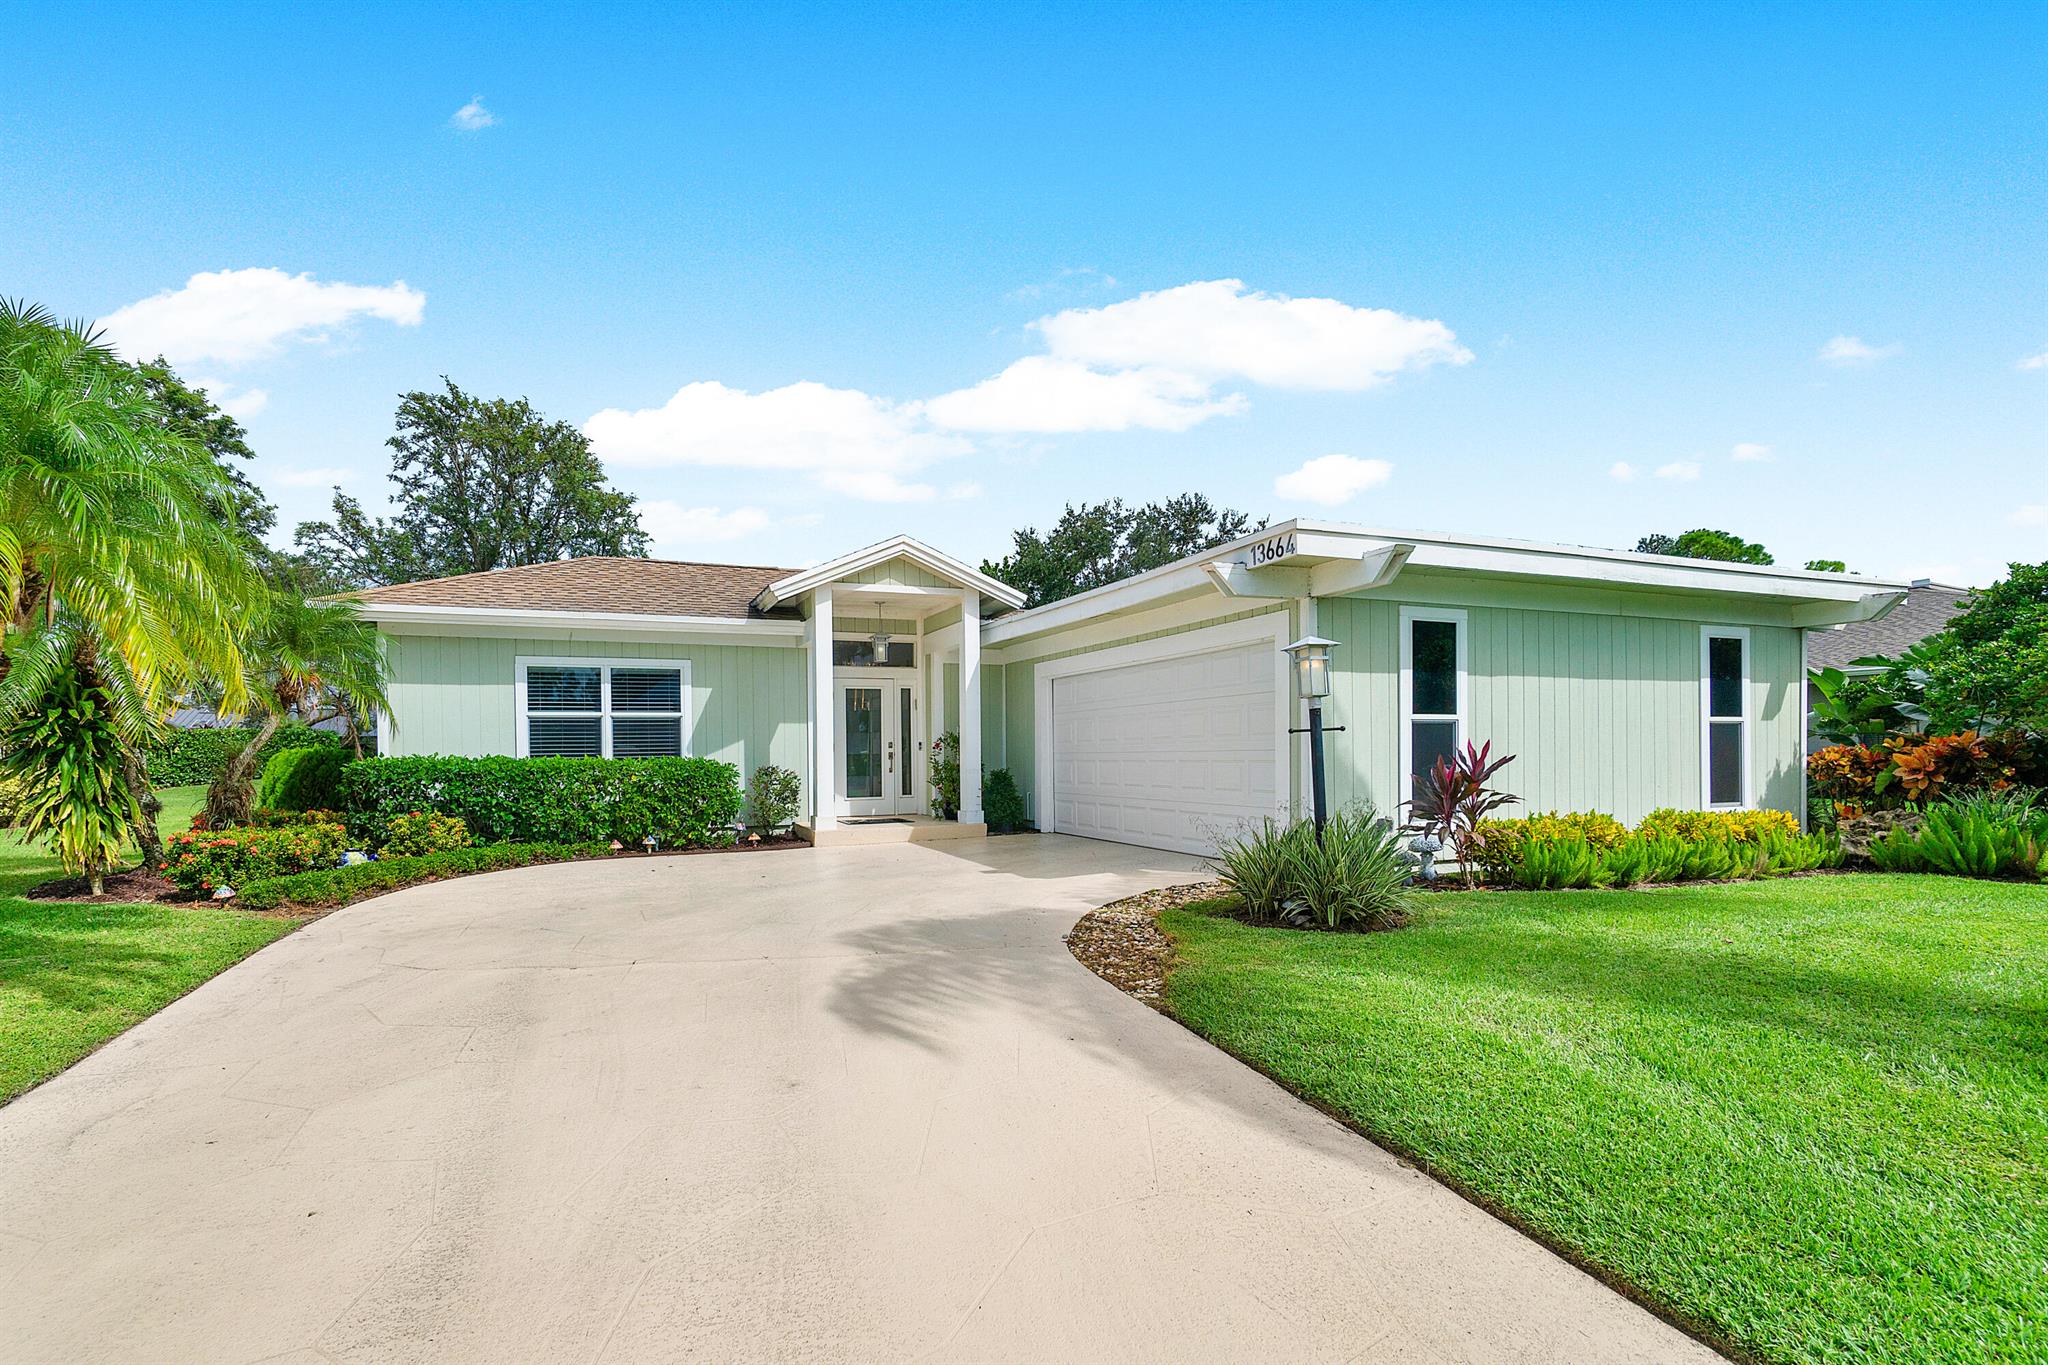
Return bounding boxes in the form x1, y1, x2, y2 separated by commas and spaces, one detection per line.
121, 746, 164, 867
204, 712, 280, 829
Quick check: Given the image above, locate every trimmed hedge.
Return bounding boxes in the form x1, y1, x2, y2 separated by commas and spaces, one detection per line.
235, 842, 611, 913
258, 745, 347, 812
145, 724, 344, 786
335, 755, 743, 849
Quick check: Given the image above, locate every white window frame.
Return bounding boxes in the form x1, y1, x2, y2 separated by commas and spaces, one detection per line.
514, 656, 692, 758
1399, 606, 1468, 795
1699, 626, 1751, 810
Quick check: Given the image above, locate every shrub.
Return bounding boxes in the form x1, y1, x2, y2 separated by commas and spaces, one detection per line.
1637, 808, 1798, 843
0, 769, 29, 828
1277, 809, 1415, 930
257, 745, 347, 812
1404, 741, 1518, 885
1809, 729, 2046, 810
1512, 834, 1605, 889
1214, 817, 1306, 920
928, 732, 961, 819
984, 769, 1027, 832
0, 668, 137, 894
144, 723, 343, 786
746, 764, 801, 831
235, 842, 612, 912
1887, 794, 2048, 879
335, 754, 742, 849
381, 810, 471, 857
1470, 811, 1628, 881
162, 817, 348, 895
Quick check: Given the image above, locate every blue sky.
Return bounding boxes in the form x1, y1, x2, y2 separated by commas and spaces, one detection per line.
7, 2, 2043, 583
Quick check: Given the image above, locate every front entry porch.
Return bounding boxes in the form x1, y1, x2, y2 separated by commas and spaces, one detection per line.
749, 536, 1027, 846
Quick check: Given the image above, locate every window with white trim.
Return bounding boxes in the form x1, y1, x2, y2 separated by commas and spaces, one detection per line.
1400, 607, 1467, 800
518, 659, 689, 758
1700, 628, 1748, 808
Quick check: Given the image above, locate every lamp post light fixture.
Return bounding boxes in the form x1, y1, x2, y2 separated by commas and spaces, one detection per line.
1283, 635, 1344, 840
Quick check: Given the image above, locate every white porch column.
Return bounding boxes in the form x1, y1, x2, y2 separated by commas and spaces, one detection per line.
810, 586, 837, 829
958, 588, 983, 825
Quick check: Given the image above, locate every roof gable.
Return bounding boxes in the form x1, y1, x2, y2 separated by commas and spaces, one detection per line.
755, 536, 1026, 611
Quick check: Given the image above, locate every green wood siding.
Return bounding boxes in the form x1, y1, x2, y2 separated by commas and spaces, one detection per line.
990, 590, 1806, 828
1319, 596, 1804, 823
841, 556, 948, 588
382, 634, 808, 796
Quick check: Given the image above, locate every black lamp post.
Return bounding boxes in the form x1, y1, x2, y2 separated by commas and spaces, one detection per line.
1283, 635, 1343, 840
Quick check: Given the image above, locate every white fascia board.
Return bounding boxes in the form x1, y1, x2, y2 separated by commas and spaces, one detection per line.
361, 602, 804, 645
1289, 518, 1914, 602
982, 516, 1912, 648
755, 534, 1026, 612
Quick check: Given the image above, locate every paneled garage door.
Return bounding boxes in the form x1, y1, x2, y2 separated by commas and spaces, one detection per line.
1049, 641, 1281, 856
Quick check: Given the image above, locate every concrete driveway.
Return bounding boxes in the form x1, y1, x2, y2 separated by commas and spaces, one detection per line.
0, 835, 1716, 1364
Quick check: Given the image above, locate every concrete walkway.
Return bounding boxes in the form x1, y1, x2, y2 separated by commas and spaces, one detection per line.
0, 836, 1717, 1364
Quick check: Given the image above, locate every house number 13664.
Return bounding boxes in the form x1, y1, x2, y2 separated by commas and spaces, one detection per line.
1246, 533, 1298, 566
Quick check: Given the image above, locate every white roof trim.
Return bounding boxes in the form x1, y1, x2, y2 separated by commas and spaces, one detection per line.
983, 518, 1911, 645
755, 534, 1026, 612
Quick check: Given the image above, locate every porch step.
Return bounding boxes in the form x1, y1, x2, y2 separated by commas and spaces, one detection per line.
796, 817, 989, 848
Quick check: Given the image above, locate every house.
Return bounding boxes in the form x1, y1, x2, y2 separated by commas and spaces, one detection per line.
1804, 578, 1971, 750
352, 522, 1907, 854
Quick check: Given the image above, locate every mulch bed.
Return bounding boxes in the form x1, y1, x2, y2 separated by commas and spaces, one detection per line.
1066, 880, 1225, 1009
22, 867, 187, 906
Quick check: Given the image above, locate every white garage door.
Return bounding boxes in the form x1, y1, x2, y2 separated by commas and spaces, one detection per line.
1050, 641, 1281, 856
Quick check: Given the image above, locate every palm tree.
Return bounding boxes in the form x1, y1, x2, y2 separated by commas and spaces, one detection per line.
204, 593, 390, 827
1, 300, 266, 869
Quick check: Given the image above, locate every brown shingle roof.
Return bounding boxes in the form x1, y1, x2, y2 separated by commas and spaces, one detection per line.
352, 557, 800, 620
1807, 582, 1972, 669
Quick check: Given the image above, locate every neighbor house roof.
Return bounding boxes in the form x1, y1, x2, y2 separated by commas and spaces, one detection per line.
1807, 581, 1972, 670
350, 557, 799, 621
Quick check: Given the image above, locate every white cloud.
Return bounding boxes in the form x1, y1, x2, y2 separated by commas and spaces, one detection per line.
923, 357, 1243, 433
1273, 454, 1393, 506
639, 502, 772, 549
450, 96, 496, 131
1608, 461, 1638, 481
2019, 349, 2048, 371
100, 268, 425, 367
1655, 461, 1702, 482
193, 377, 269, 419
275, 466, 354, 489
2012, 504, 2048, 528
1730, 442, 1772, 462
1034, 279, 1471, 391
585, 380, 970, 503
1817, 335, 1901, 367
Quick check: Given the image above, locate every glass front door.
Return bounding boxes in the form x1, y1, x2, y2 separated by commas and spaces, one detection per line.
836, 678, 917, 816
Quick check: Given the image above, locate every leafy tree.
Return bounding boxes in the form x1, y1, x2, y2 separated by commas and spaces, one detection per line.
0, 663, 137, 894
983, 493, 1262, 607
1921, 563, 2048, 732
294, 379, 648, 587
133, 358, 276, 544
1633, 529, 1774, 564
1, 301, 264, 862
1804, 559, 1849, 573
204, 594, 391, 828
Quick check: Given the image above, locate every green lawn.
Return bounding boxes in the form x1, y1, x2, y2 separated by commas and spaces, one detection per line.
1159, 876, 2048, 1365
0, 785, 294, 1103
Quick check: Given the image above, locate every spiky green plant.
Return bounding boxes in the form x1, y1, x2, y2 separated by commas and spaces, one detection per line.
1274, 808, 1413, 930
0, 664, 137, 893
1212, 816, 1307, 920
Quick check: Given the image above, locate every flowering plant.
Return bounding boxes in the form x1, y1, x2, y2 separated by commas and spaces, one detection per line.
162, 816, 348, 895
380, 810, 470, 857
